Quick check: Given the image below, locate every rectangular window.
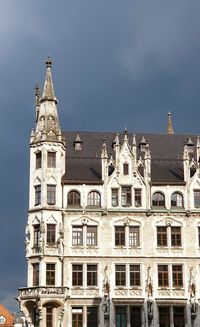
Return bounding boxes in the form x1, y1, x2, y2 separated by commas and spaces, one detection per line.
47, 151, 56, 168
46, 307, 53, 327
33, 224, 40, 246
72, 265, 83, 286
130, 307, 141, 327
116, 307, 126, 327
46, 263, 55, 286
87, 307, 98, 327
129, 226, 140, 246
173, 307, 185, 327
157, 227, 167, 246
130, 265, 140, 286
194, 190, 200, 208
47, 224, 56, 245
121, 186, 132, 207
123, 163, 129, 175
87, 226, 97, 246
172, 265, 183, 288
135, 189, 142, 207
35, 185, 41, 206
87, 265, 97, 286
115, 265, 126, 286
32, 263, 39, 286
112, 188, 119, 207
72, 308, 83, 327
158, 265, 169, 287
72, 226, 83, 246
159, 307, 170, 327
35, 152, 41, 169
198, 227, 200, 247
171, 227, 181, 247
47, 185, 56, 205
115, 226, 125, 246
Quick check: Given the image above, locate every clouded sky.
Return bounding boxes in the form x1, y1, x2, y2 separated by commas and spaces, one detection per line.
1, 0, 200, 312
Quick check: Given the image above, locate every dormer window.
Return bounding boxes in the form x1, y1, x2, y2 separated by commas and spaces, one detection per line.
74, 134, 82, 151
123, 163, 129, 175
152, 192, 165, 207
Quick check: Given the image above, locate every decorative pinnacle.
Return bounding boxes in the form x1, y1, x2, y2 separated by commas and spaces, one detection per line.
35, 83, 40, 97
167, 111, 174, 134
46, 56, 52, 68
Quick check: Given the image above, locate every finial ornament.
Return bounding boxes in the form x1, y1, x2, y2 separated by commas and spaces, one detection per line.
167, 111, 174, 134
46, 56, 52, 68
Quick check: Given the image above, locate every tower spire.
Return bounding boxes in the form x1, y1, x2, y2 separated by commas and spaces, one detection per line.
167, 112, 174, 134
41, 56, 57, 103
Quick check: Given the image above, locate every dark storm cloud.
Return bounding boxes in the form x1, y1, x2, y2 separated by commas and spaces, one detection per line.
1, 0, 200, 311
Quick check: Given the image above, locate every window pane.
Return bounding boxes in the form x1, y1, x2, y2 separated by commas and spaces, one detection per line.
157, 227, 167, 246
115, 226, 125, 246
87, 191, 101, 207
112, 188, 119, 207
47, 185, 56, 205
171, 227, 181, 247
87, 307, 98, 327
129, 226, 139, 246
158, 265, 169, 287
46, 307, 53, 327
72, 265, 83, 286
32, 263, 39, 286
116, 307, 126, 327
172, 265, 183, 288
152, 192, 165, 207
72, 308, 83, 327
87, 265, 97, 286
121, 187, 132, 207
171, 193, 183, 208
130, 307, 141, 327
87, 226, 97, 246
33, 224, 40, 246
47, 151, 56, 168
159, 307, 170, 327
115, 265, 126, 286
123, 163, 129, 175
194, 190, 200, 208
72, 226, 83, 246
68, 191, 81, 206
135, 189, 142, 207
35, 185, 41, 206
46, 263, 55, 286
130, 265, 140, 286
36, 152, 41, 169
47, 224, 56, 245
173, 307, 185, 327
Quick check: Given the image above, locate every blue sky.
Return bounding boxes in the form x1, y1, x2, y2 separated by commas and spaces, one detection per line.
1, 0, 200, 312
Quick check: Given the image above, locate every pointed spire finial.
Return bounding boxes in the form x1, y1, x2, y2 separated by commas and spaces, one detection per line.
46, 56, 52, 68
41, 56, 57, 103
167, 112, 174, 134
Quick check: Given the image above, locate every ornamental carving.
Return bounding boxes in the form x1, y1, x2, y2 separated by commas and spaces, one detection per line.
71, 289, 84, 296
157, 289, 171, 297
115, 289, 128, 296
172, 289, 185, 297
129, 289, 142, 296
85, 289, 99, 296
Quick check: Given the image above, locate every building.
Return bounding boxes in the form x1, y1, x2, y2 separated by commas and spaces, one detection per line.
18, 58, 200, 327
0, 304, 25, 327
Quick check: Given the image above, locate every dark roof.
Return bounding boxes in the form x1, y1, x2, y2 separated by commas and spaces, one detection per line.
62, 131, 198, 184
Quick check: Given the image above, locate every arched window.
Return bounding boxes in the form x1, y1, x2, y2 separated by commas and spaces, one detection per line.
152, 192, 165, 207
87, 191, 101, 207
171, 192, 184, 208
68, 191, 81, 207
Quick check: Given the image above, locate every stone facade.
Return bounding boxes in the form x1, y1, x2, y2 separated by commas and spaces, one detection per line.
19, 59, 200, 327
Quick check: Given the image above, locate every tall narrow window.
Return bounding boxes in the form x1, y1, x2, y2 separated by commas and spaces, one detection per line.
68, 191, 81, 207
198, 227, 200, 247
115, 265, 126, 286
72, 226, 83, 246
130, 265, 140, 286
158, 265, 169, 287
171, 192, 183, 208
157, 227, 167, 246
129, 226, 140, 246
116, 307, 126, 327
171, 227, 181, 247
194, 190, 200, 208
130, 307, 141, 327
152, 192, 165, 207
115, 226, 125, 246
172, 265, 183, 288
47, 151, 56, 168
87, 191, 101, 207
46, 224, 56, 245
35, 185, 41, 206
72, 308, 83, 327
33, 224, 40, 247
87, 226, 97, 246
46, 263, 55, 286
173, 307, 185, 327
32, 263, 39, 286
46, 307, 53, 327
135, 189, 142, 207
123, 163, 129, 175
159, 307, 170, 327
35, 152, 41, 169
47, 185, 56, 205
72, 265, 83, 286
87, 265, 97, 286
121, 187, 132, 207
112, 188, 119, 207
87, 307, 98, 327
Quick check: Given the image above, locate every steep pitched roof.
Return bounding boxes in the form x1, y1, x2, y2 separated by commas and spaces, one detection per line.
62, 131, 198, 184
0, 303, 14, 326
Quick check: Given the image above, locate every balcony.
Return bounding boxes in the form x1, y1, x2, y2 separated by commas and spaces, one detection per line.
19, 286, 69, 300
